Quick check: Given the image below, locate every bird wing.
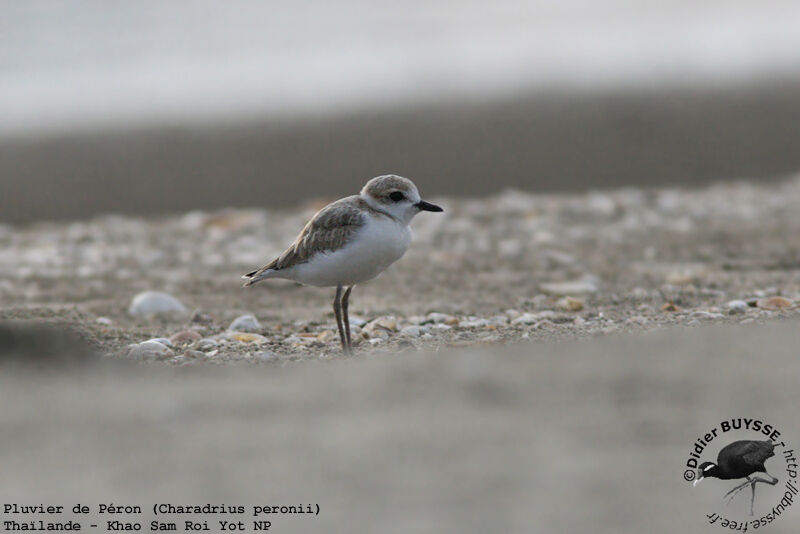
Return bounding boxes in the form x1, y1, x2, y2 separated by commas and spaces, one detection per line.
246, 196, 366, 277
718, 440, 774, 472
741, 440, 775, 466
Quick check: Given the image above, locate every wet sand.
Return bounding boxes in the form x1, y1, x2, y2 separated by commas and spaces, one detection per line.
3, 83, 800, 224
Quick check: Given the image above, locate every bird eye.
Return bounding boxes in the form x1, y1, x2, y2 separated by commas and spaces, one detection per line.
389, 191, 405, 202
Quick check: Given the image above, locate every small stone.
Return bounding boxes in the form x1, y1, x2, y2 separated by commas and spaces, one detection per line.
690, 311, 724, 320
625, 316, 648, 326
756, 296, 794, 311
555, 296, 584, 312
400, 325, 423, 337
362, 328, 389, 341
317, 330, 335, 342
196, 338, 219, 351
458, 318, 491, 328
283, 334, 313, 345
727, 300, 749, 314
504, 309, 521, 320
368, 338, 384, 345
128, 291, 187, 316
227, 314, 262, 332
540, 279, 598, 296
362, 316, 398, 339
170, 330, 202, 345
146, 337, 173, 347
349, 317, 367, 327
665, 272, 697, 286
127, 340, 173, 361
426, 312, 453, 324
511, 313, 538, 325
183, 349, 207, 360
96, 317, 113, 326
227, 332, 269, 344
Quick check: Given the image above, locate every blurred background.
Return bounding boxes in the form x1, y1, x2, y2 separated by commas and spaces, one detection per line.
2, 0, 800, 223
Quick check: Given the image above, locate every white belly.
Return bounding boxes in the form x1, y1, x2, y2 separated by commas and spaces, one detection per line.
284, 217, 411, 287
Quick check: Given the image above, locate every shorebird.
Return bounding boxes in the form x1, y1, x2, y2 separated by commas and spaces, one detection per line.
694, 440, 778, 515
242, 175, 443, 353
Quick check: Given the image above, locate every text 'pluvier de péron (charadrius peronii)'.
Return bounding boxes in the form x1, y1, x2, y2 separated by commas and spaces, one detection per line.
242, 175, 443, 354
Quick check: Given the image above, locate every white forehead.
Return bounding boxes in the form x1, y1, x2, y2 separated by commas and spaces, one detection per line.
361, 175, 419, 198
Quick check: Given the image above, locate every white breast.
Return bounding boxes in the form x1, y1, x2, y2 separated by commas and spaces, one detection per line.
286, 215, 411, 287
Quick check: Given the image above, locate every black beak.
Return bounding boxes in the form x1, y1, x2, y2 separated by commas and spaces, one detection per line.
415, 200, 443, 212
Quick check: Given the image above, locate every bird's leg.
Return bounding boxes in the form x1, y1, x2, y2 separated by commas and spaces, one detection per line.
725, 477, 753, 504
753, 471, 778, 486
333, 284, 348, 354
744, 474, 778, 516
342, 285, 354, 352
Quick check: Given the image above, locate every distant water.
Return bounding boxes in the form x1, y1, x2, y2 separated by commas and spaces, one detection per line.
2, 0, 799, 136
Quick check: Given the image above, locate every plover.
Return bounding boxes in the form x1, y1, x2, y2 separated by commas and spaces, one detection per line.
243, 175, 443, 353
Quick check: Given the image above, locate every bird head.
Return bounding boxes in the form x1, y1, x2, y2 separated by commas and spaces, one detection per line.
693, 461, 718, 486
361, 175, 442, 224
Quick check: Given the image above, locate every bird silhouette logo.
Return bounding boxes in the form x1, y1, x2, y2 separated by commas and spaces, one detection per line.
693, 440, 779, 516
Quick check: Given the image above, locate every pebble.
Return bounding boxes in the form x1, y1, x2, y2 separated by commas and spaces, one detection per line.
128, 291, 187, 316
362, 316, 398, 339
183, 349, 207, 360
540, 279, 598, 296
146, 337, 173, 347
756, 296, 795, 311
625, 316, 648, 325
400, 325, 423, 337
170, 330, 202, 345
690, 311, 724, 320
227, 314, 262, 332
195, 338, 219, 351
96, 317, 113, 326
458, 318, 491, 328
726, 300, 750, 314
226, 332, 269, 344
283, 335, 313, 345
511, 313, 538, 325
555, 296, 584, 312
426, 312, 454, 324
316, 330, 335, 342
127, 340, 173, 361
349, 317, 367, 327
